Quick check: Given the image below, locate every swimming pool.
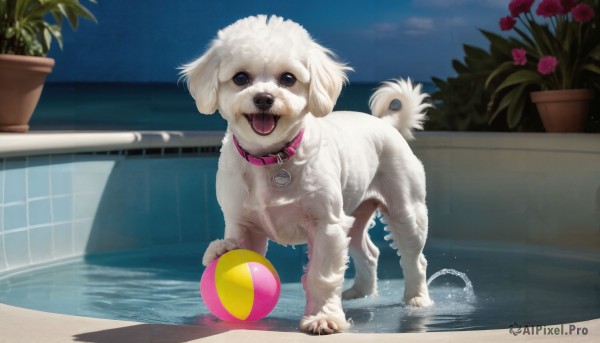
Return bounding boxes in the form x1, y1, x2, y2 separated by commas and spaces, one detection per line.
0, 131, 599, 341
1, 238, 598, 334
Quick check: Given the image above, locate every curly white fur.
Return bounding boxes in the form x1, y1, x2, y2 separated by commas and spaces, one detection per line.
369, 78, 430, 140
181, 15, 432, 335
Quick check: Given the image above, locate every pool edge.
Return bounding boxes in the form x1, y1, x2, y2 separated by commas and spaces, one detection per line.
0, 131, 224, 158
1, 303, 598, 342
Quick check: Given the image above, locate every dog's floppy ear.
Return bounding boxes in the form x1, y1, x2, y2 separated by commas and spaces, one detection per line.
180, 44, 220, 115
306, 43, 352, 117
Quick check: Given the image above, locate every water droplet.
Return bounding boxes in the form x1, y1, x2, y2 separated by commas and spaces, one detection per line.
427, 268, 476, 303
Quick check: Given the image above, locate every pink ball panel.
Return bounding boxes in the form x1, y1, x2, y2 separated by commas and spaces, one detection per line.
200, 259, 239, 321
245, 261, 281, 321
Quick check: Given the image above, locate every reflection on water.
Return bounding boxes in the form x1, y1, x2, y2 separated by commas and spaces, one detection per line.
0, 240, 599, 333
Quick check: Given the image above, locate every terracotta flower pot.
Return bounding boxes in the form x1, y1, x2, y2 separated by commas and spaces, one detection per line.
530, 89, 594, 133
0, 54, 55, 132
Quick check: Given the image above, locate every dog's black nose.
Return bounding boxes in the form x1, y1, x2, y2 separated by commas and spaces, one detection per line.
253, 93, 274, 111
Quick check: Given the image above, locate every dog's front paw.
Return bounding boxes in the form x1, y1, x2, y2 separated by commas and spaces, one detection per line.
202, 238, 240, 266
300, 313, 350, 335
405, 294, 433, 307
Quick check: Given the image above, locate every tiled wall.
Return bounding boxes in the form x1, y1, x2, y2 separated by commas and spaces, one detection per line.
413, 141, 600, 249
0, 148, 222, 276
2, 134, 599, 277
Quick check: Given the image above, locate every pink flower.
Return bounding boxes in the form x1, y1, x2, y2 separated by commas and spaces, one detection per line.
572, 3, 595, 23
512, 48, 527, 65
509, 0, 535, 17
537, 55, 558, 75
536, 0, 563, 18
560, 0, 577, 14
500, 16, 517, 30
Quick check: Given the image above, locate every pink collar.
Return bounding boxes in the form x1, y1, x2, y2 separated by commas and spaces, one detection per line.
232, 129, 304, 166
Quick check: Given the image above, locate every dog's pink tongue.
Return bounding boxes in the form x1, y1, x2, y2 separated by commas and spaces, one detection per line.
251, 113, 276, 135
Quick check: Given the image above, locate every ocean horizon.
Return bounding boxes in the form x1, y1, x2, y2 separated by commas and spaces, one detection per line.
31, 82, 436, 131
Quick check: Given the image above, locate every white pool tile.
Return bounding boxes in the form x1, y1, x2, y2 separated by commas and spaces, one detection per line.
0, 159, 4, 204
0, 234, 6, 272
3, 158, 26, 204
72, 193, 102, 221
52, 222, 74, 259
29, 226, 54, 263
28, 199, 52, 227
50, 156, 74, 196
3, 204, 27, 231
51, 196, 73, 223
3, 231, 30, 269
27, 156, 51, 199
71, 219, 93, 255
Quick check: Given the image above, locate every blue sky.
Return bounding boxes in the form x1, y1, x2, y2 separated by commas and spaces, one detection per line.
48, 0, 511, 83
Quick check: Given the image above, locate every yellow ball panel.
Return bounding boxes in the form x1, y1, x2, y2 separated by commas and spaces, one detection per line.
215, 250, 255, 320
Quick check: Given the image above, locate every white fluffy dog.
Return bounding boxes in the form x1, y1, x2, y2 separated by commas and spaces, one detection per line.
181, 15, 432, 334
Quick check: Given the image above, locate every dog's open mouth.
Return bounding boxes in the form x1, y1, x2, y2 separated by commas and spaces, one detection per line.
244, 113, 280, 136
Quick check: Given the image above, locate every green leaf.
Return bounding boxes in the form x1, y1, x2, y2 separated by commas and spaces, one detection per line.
5, 27, 15, 38
431, 77, 447, 89
64, 7, 79, 30
1, 0, 97, 56
512, 26, 537, 51
492, 69, 542, 98
464, 44, 490, 61
480, 29, 513, 56
489, 91, 512, 124
54, 4, 67, 26
506, 84, 528, 129
74, 3, 97, 23
452, 59, 468, 74
536, 23, 560, 57
485, 61, 515, 89
582, 63, 600, 75
46, 23, 63, 50
587, 44, 600, 61
42, 25, 52, 53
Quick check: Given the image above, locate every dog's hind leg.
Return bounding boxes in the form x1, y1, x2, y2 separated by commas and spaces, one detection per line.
343, 199, 380, 300
381, 198, 432, 307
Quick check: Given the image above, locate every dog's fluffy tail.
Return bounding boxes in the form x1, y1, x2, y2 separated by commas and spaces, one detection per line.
369, 78, 430, 140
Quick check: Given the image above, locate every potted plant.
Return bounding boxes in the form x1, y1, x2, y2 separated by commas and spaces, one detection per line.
486, 0, 600, 132
0, 0, 97, 132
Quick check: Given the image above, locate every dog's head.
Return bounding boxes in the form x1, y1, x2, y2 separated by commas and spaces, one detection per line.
181, 15, 351, 145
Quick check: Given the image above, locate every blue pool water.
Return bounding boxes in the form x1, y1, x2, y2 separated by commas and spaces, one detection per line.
1, 239, 598, 333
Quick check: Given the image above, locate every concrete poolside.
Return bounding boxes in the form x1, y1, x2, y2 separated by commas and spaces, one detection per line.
2, 303, 599, 342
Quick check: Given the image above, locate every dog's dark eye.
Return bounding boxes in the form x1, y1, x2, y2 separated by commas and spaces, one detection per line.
233, 72, 250, 86
279, 72, 296, 87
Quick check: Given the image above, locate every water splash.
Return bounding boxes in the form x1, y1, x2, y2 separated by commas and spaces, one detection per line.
427, 268, 475, 303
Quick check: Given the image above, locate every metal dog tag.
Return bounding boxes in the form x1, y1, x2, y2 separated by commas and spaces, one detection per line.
273, 169, 292, 187
272, 153, 291, 187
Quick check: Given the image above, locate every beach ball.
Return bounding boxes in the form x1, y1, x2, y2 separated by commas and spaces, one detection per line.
200, 249, 281, 321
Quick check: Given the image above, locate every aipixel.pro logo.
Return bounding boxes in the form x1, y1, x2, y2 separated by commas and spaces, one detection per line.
509, 322, 589, 336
